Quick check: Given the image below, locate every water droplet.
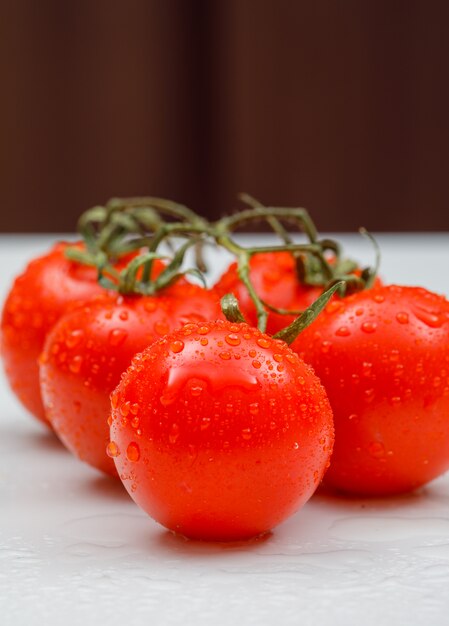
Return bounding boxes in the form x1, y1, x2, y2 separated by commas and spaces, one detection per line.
109, 328, 128, 347
119, 310, 129, 321
219, 351, 231, 360
198, 325, 210, 335
285, 353, 296, 364
257, 337, 271, 349
396, 312, 409, 324
361, 321, 377, 334
170, 340, 184, 353
155, 321, 169, 336
293, 442, 299, 450
120, 401, 130, 417
131, 416, 140, 429
66, 329, 84, 348
335, 326, 350, 337
433, 377, 442, 388
373, 294, 385, 303
126, 442, 140, 462
190, 383, 204, 396
252, 360, 261, 369
225, 333, 241, 346
200, 416, 211, 431
107, 414, 112, 427
200, 337, 208, 346
111, 392, 119, 409
169, 423, 180, 444
321, 341, 332, 353
348, 413, 358, 420
144, 300, 157, 312
241, 428, 252, 440
249, 349, 257, 358
368, 441, 385, 459
273, 353, 283, 363
69, 355, 83, 374
355, 308, 364, 316
106, 441, 120, 457
249, 402, 259, 415
413, 306, 448, 328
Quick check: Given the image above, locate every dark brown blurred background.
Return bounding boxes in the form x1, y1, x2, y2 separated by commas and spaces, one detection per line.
1, 0, 448, 233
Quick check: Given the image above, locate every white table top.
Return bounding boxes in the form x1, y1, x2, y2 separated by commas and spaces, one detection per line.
1, 233, 449, 626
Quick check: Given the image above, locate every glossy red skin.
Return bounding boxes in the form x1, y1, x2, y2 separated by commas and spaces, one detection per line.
1, 242, 108, 425
109, 320, 334, 541
293, 285, 449, 496
40, 284, 223, 475
215, 252, 324, 334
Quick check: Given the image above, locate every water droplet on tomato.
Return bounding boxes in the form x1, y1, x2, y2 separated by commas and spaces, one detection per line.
190, 383, 204, 397
69, 355, 83, 374
169, 423, 180, 444
155, 321, 169, 336
120, 401, 130, 417
131, 416, 140, 429
106, 441, 120, 458
412, 306, 448, 328
361, 321, 377, 334
241, 428, 252, 440
368, 441, 385, 458
66, 329, 84, 348
111, 392, 119, 409
355, 308, 364, 316
200, 337, 208, 346
126, 442, 140, 462
249, 402, 259, 415
144, 300, 157, 312
170, 340, 184, 353
335, 326, 350, 337
321, 341, 332, 353
373, 294, 385, 303
200, 417, 211, 431
225, 333, 241, 346
396, 312, 409, 324
252, 360, 261, 369
257, 337, 271, 349
109, 328, 128, 347
219, 351, 231, 360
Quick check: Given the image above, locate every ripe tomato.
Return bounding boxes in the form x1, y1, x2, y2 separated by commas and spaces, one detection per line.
40, 284, 223, 475
293, 285, 449, 496
1, 242, 108, 425
215, 252, 323, 334
109, 319, 334, 541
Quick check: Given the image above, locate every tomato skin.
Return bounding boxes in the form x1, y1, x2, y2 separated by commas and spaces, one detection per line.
293, 285, 449, 496
40, 284, 223, 475
215, 252, 323, 334
109, 320, 334, 541
1, 242, 107, 425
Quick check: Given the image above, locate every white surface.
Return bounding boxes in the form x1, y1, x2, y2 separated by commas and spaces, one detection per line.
1, 233, 449, 626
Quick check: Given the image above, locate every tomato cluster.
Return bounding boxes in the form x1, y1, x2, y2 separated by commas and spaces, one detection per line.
2, 197, 449, 542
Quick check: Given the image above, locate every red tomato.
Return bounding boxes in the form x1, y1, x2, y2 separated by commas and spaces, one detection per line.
109, 320, 334, 541
1, 242, 108, 425
293, 285, 449, 496
215, 252, 323, 334
40, 284, 223, 475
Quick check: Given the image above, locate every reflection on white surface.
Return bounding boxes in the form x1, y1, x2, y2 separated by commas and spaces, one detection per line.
1, 233, 449, 625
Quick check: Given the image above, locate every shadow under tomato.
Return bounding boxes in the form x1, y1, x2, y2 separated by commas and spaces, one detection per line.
311, 481, 430, 514
154, 527, 273, 557
0, 417, 65, 454
78, 472, 131, 503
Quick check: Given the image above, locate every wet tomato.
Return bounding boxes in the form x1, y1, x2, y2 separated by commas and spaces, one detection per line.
109, 319, 334, 541
215, 252, 323, 334
1, 242, 108, 425
40, 284, 223, 475
293, 285, 449, 495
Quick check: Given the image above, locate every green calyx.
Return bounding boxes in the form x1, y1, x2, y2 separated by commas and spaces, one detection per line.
64, 194, 381, 328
